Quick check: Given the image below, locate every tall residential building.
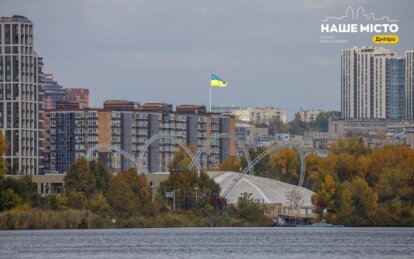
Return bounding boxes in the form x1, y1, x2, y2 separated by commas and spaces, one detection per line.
0, 15, 42, 175
341, 46, 406, 119
407, 50, 414, 119
41, 73, 66, 109
386, 58, 406, 120
44, 101, 236, 174
65, 88, 89, 109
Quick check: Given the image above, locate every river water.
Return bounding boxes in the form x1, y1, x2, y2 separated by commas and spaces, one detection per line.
0, 227, 413, 258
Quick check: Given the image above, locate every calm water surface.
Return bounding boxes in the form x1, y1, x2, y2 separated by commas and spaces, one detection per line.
0, 227, 413, 258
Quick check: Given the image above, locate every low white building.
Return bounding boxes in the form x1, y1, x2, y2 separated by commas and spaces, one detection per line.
207, 171, 316, 219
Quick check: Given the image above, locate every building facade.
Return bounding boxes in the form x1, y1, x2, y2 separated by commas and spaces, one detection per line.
0, 15, 42, 174
65, 88, 89, 109
386, 57, 406, 120
40, 73, 66, 110
407, 50, 414, 119
44, 101, 236, 174
298, 109, 322, 123
233, 107, 287, 124
342, 47, 396, 119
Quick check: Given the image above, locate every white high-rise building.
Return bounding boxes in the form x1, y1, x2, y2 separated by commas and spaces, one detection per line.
406, 50, 414, 120
341, 46, 402, 119
0, 15, 42, 174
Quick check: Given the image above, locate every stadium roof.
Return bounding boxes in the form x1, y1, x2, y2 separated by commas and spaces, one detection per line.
207, 171, 314, 208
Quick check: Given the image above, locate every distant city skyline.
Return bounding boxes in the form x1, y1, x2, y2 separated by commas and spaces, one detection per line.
1, 0, 414, 119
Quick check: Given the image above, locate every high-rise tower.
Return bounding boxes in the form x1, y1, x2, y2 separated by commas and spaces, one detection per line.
0, 15, 42, 174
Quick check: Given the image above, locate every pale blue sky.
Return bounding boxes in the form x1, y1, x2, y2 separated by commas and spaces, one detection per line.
1, 0, 413, 119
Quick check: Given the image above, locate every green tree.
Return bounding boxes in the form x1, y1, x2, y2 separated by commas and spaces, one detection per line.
0, 188, 22, 210
287, 113, 308, 135
89, 160, 113, 194
0, 132, 7, 180
268, 117, 287, 135
237, 192, 269, 225
64, 158, 97, 197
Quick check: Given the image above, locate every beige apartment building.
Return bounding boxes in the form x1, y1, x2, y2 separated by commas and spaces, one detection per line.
233, 107, 287, 124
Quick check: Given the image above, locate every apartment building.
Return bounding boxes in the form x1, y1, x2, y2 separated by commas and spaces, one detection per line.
0, 15, 43, 174
44, 101, 236, 174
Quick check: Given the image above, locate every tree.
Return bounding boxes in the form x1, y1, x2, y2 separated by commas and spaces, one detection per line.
106, 168, 151, 218
331, 137, 369, 157
237, 192, 269, 225
312, 174, 337, 217
347, 177, 378, 225
219, 156, 241, 172
0, 132, 7, 180
285, 188, 304, 219
168, 145, 195, 173
240, 146, 270, 177
287, 113, 308, 135
270, 147, 300, 184
305, 154, 337, 191
64, 158, 96, 197
268, 117, 287, 135
107, 176, 139, 218
0, 188, 22, 210
88, 192, 110, 215
310, 111, 340, 132
89, 160, 112, 194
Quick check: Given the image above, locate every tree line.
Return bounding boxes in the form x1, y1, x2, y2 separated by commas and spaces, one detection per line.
220, 137, 414, 226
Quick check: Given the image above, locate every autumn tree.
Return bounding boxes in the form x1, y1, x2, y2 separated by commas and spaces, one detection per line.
312, 174, 337, 217
240, 146, 270, 177
161, 145, 221, 210
219, 156, 241, 172
107, 168, 151, 218
270, 147, 300, 184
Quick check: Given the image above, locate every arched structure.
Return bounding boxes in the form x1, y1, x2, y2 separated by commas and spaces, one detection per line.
136, 134, 201, 174
222, 142, 308, 197
189, 133, 254, 175
85, 143, 138, 166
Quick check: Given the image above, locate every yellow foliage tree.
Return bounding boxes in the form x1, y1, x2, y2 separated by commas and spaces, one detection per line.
270, 147, 299, 184
219, 156, 241, 172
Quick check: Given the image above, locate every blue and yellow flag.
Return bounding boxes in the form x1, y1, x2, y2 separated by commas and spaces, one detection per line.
210, 73, 227, 87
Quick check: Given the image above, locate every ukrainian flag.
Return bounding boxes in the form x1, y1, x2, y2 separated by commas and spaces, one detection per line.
210, 73, 227, 87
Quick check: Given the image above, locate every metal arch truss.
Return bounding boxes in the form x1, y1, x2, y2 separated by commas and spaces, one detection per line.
222, 141, 309, 198
85, 143, 138, 166
136, 134, 202, 174
189, 133, 254, 175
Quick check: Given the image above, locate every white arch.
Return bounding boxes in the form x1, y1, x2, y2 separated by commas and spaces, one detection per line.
85, 143, 138, 167
189, 133, 254, 175
222, 142, 308, 197
137, 134, 201, 174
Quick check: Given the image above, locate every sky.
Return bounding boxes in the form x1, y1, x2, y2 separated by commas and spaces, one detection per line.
1, 0, 413, 119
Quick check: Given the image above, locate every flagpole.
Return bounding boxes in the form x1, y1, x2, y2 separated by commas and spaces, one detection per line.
209, 85, 212, 112
209, 73, 212, 112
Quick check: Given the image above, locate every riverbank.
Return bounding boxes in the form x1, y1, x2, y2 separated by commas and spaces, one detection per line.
0, 208, 271, 230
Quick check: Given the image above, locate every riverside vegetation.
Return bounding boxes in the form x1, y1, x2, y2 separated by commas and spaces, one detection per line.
0, 133, 270, 229
1, 131, 414, 228
221, 137, 414, 226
